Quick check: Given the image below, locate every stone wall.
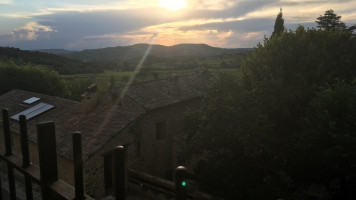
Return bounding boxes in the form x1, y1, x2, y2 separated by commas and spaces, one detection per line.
82, 97, 200, 198
131, 98, 201, 179
83, 127, 134, 198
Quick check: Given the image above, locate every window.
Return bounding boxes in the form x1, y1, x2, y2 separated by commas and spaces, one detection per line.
156, 121, 167, 140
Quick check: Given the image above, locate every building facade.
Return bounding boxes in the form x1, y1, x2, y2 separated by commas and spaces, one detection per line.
0, 72, 209, 198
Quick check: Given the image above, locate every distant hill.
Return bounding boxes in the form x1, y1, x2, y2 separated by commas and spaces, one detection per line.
34, 49, 76, 55
63, 43, 253, 61
0, 47, 102, 74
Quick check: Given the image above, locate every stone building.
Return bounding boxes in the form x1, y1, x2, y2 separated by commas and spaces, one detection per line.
0, 73, 208, 198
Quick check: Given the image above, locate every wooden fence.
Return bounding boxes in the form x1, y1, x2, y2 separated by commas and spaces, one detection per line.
0, 108, 211, 200
0, 108, 94, 200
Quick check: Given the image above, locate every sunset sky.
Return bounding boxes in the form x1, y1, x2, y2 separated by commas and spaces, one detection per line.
1, 0, 355, 50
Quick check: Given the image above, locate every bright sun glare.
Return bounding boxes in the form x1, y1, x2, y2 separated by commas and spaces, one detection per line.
159, 0, 187, 11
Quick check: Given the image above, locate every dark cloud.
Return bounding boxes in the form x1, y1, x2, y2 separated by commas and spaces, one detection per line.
179, 18, 274, 33
34, 8, 172, 38
180, 0, 279, 20
1, 7, 180, 49
2, 0, 352, 49
281, 0, 353, 6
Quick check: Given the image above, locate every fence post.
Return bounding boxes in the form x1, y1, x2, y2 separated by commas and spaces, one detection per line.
37, 121, 58, 199
72, 132, 85, 200
2, 109, 16, 200
2, 109, 12, 156
19, 115, 33, 200
113, 146, 125, 200
0, 173, 2, 200
175, 166, 188, 200
19, 115, 30, 167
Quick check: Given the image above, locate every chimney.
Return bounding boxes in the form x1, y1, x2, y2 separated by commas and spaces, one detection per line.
169, 74, 180, 95
81, 84, 99, 114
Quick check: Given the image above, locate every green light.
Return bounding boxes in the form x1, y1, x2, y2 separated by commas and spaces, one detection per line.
181, 181, 187, 187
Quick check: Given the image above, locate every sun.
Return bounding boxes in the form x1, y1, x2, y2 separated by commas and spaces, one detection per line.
159, 0, 187, 11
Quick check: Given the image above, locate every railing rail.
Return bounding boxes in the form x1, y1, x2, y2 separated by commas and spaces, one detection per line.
128, 168, 212, 200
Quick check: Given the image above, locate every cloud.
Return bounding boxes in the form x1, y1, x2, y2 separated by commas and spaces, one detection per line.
9, 22, 56, 41
17, 22, 55, 32
187, 0, 239, 10
0, 0, 12, 4
1, 0, 356, 49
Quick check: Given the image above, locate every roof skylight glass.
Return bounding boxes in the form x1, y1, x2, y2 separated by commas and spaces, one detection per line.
23, 97, 40, 104
11, 103, 54, 121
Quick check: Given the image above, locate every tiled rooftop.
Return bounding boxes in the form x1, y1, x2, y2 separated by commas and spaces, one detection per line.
0, 90, 141, 161
121, 73, 207, 110
0, 72, 210, 161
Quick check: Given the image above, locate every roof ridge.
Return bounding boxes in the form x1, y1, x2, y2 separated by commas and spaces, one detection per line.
11, 89, 80, 104
117, 73, 197, 88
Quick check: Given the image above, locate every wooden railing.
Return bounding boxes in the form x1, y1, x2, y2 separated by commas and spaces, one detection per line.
128, 168, 212, 200
0, 108, 93, 200
1, 107, 211, 200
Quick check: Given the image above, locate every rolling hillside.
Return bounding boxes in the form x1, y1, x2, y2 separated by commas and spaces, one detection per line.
58, 43, 252, 61
0, 47, 102, 74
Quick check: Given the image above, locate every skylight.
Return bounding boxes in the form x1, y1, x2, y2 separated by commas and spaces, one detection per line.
23, 97, 40, 104
11, 103, 55, 121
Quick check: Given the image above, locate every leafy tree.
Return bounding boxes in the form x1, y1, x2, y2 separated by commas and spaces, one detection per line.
316, 9, 356, 33
0, 47, 104, 74
180, 26, 356, 199
272, 8, 285, 36
0, 60, 68, 96
64, 78, 95, 101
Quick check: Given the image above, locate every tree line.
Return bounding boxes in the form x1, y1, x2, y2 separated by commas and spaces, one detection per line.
180, 9, 356, 200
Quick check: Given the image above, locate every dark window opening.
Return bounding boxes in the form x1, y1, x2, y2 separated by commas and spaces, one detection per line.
156, 121, 167, 140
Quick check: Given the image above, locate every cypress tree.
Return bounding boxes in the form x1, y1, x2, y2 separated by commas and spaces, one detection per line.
272, 8, 285, 37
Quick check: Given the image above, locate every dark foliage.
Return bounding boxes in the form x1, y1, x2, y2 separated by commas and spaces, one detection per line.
272, 9, 285, 36
316, 9, 356, 33
0, 47, 104, 74
0, 60, 67, 96
181, 27, 356, 199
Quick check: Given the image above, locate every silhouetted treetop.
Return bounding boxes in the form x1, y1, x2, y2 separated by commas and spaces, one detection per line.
316, 9, 356, 33
272, 8, 285, 37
